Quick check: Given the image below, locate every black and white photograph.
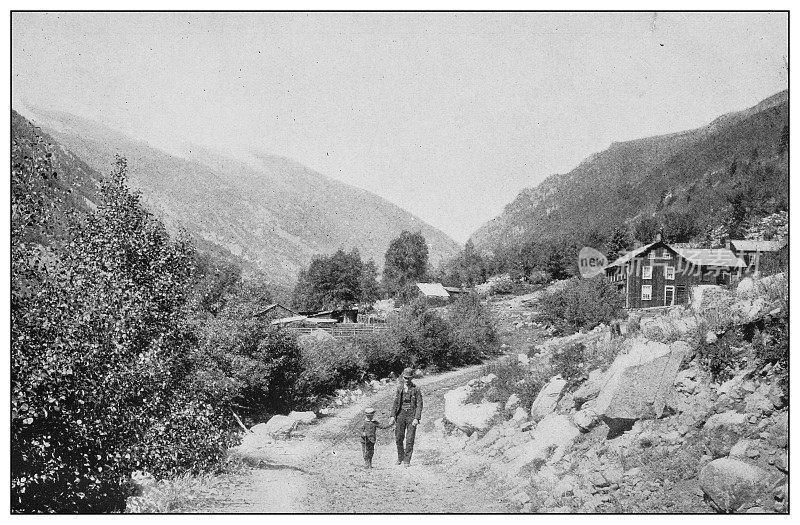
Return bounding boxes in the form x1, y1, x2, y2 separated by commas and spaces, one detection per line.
9, 8, 791, 514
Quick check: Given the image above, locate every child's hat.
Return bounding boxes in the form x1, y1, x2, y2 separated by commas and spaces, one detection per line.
364, 407, 376, 414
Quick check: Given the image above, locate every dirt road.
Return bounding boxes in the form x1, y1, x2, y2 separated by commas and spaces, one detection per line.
202, 363, 514, 513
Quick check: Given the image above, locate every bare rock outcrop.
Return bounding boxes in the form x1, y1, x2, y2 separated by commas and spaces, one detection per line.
595, 338, 689, 420
699, 457, 772, 513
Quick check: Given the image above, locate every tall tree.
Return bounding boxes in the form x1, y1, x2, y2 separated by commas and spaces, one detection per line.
382, 231, 430, 296
605, 225, 633, 260
291, 248, 379, 311
634, 216, 661, 244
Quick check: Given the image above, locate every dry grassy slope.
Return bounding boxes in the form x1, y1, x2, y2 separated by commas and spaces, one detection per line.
471, 90, 788, 252
20, 107, 462, 286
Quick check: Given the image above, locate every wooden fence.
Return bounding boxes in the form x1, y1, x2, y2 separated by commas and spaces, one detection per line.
285, 323, 389, 338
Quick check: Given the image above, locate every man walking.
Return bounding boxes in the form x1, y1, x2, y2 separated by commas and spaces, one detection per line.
389, 367, 423, 467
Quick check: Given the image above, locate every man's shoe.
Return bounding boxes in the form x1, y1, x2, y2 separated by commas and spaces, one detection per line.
403, 461, 410, 468
396, 459, 404, 465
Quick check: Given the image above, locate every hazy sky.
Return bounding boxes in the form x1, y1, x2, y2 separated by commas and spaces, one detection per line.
12, 12, 788, 242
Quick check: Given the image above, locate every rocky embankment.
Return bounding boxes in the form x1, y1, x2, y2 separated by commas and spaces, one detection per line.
436, 273, 788, 513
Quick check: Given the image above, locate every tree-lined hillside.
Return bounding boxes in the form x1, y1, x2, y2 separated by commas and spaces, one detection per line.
471, 90, 788, 256
16, 107, 461, 287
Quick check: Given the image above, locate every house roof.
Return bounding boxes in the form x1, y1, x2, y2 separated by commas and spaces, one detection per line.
254, 303, 297, 317
605, 242, 658, 269
270, 315, 307, 326
416, 282, 451, 298
605, 242, 746, 270
730, 239, 787, 253
672, 248, 746, 268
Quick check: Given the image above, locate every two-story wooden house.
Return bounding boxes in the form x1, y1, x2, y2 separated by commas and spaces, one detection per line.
604, 241, 746, 309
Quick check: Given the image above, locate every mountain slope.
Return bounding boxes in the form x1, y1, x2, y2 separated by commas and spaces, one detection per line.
471, 90, 788, 252
18, 108, 461, 286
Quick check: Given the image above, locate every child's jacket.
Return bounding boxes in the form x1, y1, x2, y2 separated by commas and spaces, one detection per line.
360, 418, 391, 443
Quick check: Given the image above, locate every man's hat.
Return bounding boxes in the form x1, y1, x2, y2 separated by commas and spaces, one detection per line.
402, 367, 414, 378
364, 407, 376, 415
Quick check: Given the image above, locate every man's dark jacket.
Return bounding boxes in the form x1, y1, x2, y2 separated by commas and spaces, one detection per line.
392, 382, 423, 420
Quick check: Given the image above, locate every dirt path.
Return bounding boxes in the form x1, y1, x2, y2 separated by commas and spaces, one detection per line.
202, 363, 515, 513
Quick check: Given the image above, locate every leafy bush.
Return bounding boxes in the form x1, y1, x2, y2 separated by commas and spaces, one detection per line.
549, 343, 587, 382
296, 332, 364, 405
447, 293, 501, 365
478, 359, 548, 412
12, 157, 237, 512
696, 328, 745, 383
753, 311, 788, 395
540, 277, 625, 334
389, 299, 454, 369
347, 333, 404, 380
488, 276, 515, 295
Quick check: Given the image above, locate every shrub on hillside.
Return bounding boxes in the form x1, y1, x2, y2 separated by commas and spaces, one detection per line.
389, 299, 454, 369
447, 293, 501, 365
12, 157, 236, 512
753, 311, 788, 396
540, 277, 625, 334
346, 333, 404, 380
696, 328, 746, 383
296, 332, 364, 405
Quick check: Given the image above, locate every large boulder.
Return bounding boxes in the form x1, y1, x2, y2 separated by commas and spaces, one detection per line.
573, 369, 604, 406
595, 338, 689, 420
705, 410, 747, 430
699, 458, 772, 512
530, 376, 567, 421
287, 410, 317, 425
507, 413, 580, 476
253, 415, 299, 439
444, 385, 500, 433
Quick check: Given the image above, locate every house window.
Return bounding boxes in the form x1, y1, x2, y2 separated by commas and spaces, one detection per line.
641, 285, 652, 300
663, 250, 672, 259
649, 251, 656, 259
642, 266, 653, 279
665, 266, 675, 280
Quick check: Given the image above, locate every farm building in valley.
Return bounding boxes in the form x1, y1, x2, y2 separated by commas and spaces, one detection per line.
253, 303, 298, 321
604, 241, 746, 309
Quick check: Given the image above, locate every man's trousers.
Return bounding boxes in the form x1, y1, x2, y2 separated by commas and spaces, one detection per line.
395, 409, 417, 464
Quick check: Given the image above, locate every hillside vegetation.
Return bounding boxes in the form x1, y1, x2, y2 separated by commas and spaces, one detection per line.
17, 107, 461, 287
471, 90, 788, 257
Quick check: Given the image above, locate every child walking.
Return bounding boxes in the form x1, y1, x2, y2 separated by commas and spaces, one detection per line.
360, 407, 392, 469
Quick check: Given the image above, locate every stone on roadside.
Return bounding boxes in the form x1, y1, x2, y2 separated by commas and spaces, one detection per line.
253, 415, 298, 439
699, 457, 772, 513
512, 406, 528, 423
530, 375, 567, 421
444, 385, 500, 433
573, 407, 600, 432
287, 411, 317, 425
505, 393, 521, 410
517, 353, 530, 366
595, 338, 688, 420
573, 369, 604, 406
507, 413, 580, 476
705, 410, 747, 430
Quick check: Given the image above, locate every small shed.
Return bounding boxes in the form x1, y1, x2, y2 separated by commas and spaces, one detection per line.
416, 282, 451, 299
729, 239, 787, 275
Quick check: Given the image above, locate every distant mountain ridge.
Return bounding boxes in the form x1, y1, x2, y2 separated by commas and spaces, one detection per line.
470, 90, 788, 253
17, 107, 461, 287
